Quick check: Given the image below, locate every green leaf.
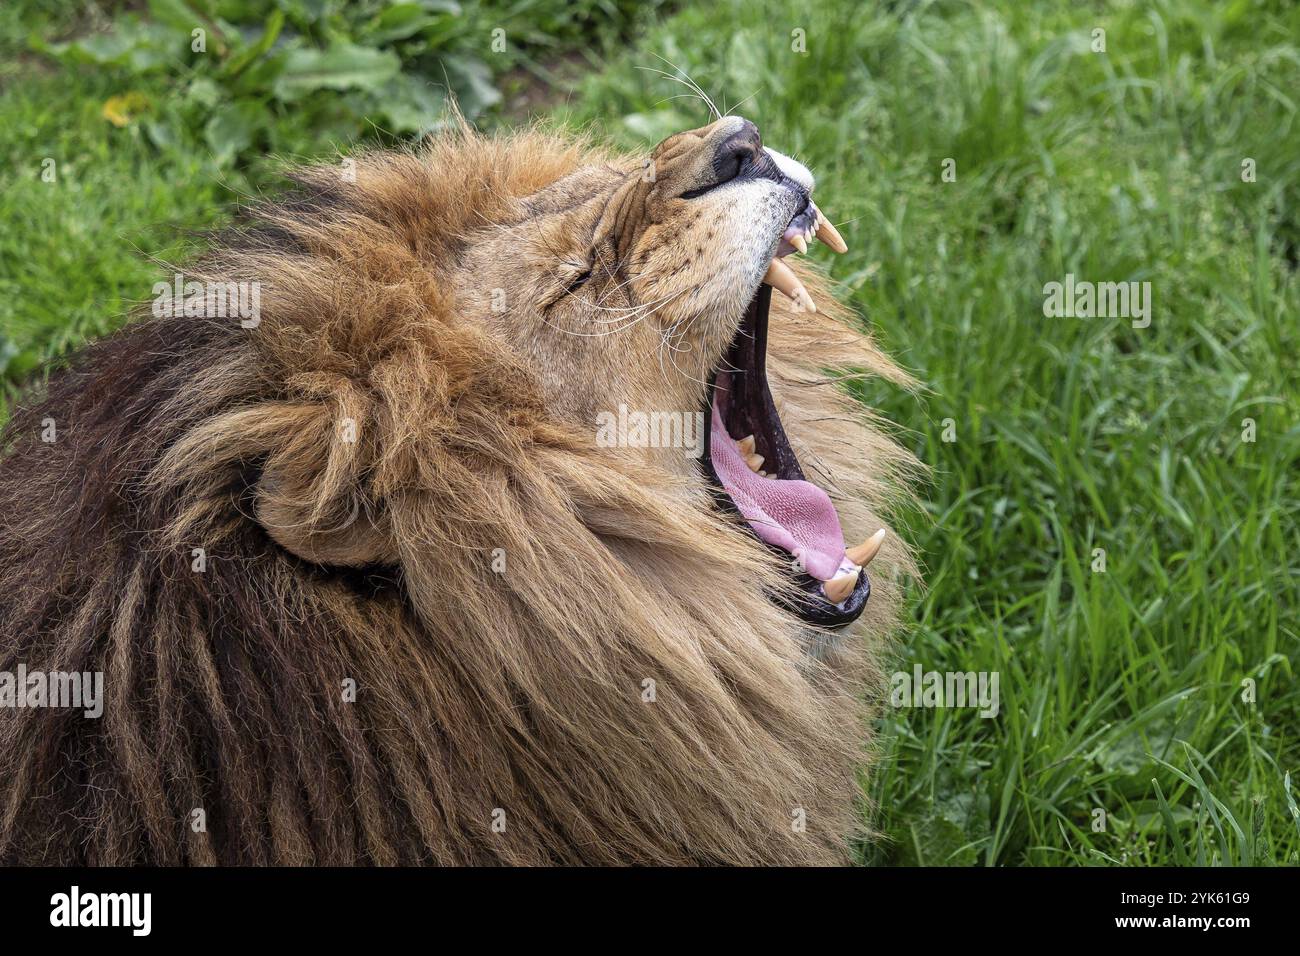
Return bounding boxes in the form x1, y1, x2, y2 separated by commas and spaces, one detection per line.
438, 53, 500, 117
41, 19, 177, 73
1152, 779, 1192, 866
222, 9, 285, 78
272, 42, 401, 101
147, 0, 203, 32
204, 99, 264, 166
1285, 773, 1300, 843
144, 120, 181, 153
373, 73, 446, 134
186, 77, 222, 109
365, 3, 441, 45
270, 0, 331, 28
899, 790, 989, 866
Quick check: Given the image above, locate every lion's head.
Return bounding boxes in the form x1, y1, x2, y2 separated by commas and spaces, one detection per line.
258, 116, 911, 623
0, 116, 918, 865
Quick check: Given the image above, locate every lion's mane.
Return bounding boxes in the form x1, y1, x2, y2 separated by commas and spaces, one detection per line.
0, 125, 917, 865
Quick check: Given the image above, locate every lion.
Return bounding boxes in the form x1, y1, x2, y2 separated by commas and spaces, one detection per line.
0, 115, 918, 865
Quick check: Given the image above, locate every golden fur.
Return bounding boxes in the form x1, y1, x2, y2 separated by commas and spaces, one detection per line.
0, 118, 917, 865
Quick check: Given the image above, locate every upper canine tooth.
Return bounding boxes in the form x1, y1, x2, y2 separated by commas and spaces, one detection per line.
823, 568, 859, 604
815, 210, 848, 254
762, 258, 817, 313
746, 453, 765, 472
847, 528, 887, 567
737, 435, 756, 456
790, 234, 808, 254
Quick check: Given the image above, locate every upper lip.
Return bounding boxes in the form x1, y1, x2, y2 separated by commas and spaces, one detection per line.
682, 149, 808, 201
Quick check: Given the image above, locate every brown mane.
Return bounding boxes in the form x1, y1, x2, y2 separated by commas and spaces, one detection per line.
0, 123, 918, 865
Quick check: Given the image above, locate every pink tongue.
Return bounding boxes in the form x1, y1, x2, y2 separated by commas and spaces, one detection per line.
710, 402, 846, 581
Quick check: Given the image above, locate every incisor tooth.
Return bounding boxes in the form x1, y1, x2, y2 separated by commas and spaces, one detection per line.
823, 569, 859, 604
762, 258, 817, 313
847, 528, 887, 567
815, 211, 848, 254
790, 234, 808, 254
737, 435, 756, 456
746, 453, 764, 472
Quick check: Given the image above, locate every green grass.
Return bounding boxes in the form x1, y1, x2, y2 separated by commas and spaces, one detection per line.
0, 55, 228, 388
0, 0, 292, 393
3, 0, 1298, 865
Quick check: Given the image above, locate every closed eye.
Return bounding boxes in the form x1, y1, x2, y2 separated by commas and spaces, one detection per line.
543, 263, 594, 311
566, 268, 592, 293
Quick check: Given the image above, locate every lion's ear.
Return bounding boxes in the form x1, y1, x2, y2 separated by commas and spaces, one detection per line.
254, 455, 397, 568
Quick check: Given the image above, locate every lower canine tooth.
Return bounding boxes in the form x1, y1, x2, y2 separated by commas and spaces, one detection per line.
763, 258, 817, 312
737, 435, 756, 456
746, 453, 764, 472
846, 528, 887, 567
823, 569, 859, 604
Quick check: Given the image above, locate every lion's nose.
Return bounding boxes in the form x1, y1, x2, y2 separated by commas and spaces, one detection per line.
711, 119, 764, 180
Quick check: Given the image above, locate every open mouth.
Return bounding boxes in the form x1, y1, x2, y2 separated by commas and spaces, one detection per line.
702, 205, 884, 629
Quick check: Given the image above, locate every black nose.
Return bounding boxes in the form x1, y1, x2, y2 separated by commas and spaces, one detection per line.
712, 120, 764, 182
681, 119, 797, 200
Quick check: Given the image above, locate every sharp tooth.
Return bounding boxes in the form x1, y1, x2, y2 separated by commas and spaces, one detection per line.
762, 258, 817, 313
823, 569, 859, 604
790, 234, 807, 254
746, 453, 765, 472
846, 528, 887, 567
763, 257, 799, 295
737, 435, 756, 456
815, 211, 848, 254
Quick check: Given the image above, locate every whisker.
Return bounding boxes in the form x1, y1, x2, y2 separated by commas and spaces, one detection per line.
651, 53, 723, 120
727, 88, 761, 116
637, 57, 722, 121
542, 287, 689, 338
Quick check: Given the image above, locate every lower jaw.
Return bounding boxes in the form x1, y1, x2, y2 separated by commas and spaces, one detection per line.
701, 285, 871, 630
